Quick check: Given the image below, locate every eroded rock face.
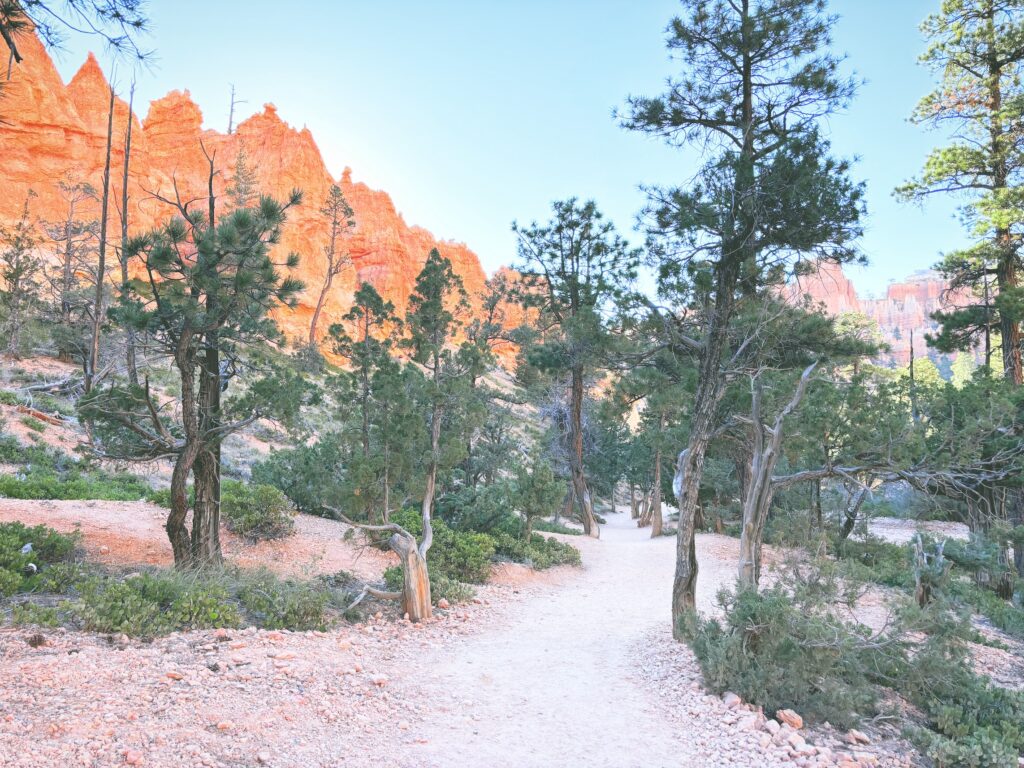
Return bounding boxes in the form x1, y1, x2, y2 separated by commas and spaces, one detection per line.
0, 34, 488, 350
787, 262, 975, 366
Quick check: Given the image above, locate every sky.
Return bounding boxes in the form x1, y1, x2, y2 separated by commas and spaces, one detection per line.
51, 0, 968, 298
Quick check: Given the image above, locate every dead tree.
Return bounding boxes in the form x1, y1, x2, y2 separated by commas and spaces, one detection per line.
85, 82, 116, 393
737, 363, 817, 588
328, 509, 433, 622
116, 81, 139, 386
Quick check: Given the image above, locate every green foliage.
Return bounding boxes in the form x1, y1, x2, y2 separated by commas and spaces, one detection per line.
0, 390, 20, 406
383, 566, 475, 606
391, 509, 494, 584
76, 572, 242, 637
835, 536, 915, 590
0, 521, 79, 596
236, 570, 329, 631
492, 532, 581, 570
220, 480, 295, 541
19, 416, 45, 433
685, 576, 884, 729
252, 436, 346, 516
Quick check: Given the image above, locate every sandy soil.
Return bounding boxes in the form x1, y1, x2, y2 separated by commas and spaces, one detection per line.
0, 503, 924, 767
0, 499, 396, 581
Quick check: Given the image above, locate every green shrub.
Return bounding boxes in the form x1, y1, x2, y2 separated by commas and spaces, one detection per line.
391, 509, 494, 583
532, 518, 583, 536
19, 416, 46, 433
237, 570, 329, 631
0, 390, 20, 406
834, 535, 915, 589
383, 565, 476, 605
11, 602, 62, 627
492, 532, 581, 569
685, 581, 885, 729
0, 471, 151, 501
0, 522, 79, 595
251, 437, 346, 516
76, 572, 242, 637
221, 480, 296, 541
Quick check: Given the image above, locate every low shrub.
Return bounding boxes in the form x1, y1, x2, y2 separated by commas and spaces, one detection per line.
390, 509, 494, 584
532, 518, 583, 536
19, 416, 46, 433
0, 521, 79, 596
684, 558, 1024, 767
221, 480, 296, 541
383, 565, 476, 606
76, 572, 242, 637
251, 437, 346, 516
492, 532, 581, 569
0, 390, 21, 406
685, 579, 886, 729
237, 570, 329, 631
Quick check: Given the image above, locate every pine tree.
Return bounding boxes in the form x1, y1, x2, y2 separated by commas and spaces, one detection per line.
898, 0, 1024, 385
513, 198, 639, 538
226, 146, 259, 210
309, 184, 355, 346
621, 0, 864, 628
0, 192, 42, 359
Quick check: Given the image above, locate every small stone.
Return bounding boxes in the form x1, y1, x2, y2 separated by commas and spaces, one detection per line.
165, 671, 183, 680
257, 751, 272, 764
99, 545, 110, 554
764, 719, 781, 735
371, 674, 389, 687
722, 691, 742, 708
213, 628, 229, 641
216, 721, 234, 731
776, 708, 803, 729
437, 598, 450, 610
123, 749, 144, 765
397, 720, 410, 730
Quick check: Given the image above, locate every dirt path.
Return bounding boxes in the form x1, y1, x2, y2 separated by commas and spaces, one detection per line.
394, 511, 796, 768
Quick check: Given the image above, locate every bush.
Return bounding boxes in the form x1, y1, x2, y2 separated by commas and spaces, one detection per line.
237, 570, 329, 631
390, 509, 494, 583
0, 390, 21, 406
251, 437, 346, 515
685, 579, 886, 729
221, 480, 296, 541
492, 532, 581, 569
76, 572, 241, 637
383, 566, 476, 605
0, 521, 79, 595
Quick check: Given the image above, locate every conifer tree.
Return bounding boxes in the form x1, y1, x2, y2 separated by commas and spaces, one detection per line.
0, 192, 42, 359
899, 0, 1024, 385
309, 184, 355, 346
621, 0, 864, 628
513, 198, 639, 538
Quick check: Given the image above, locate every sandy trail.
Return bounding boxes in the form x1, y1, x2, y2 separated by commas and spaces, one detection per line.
397, 511, 756, 768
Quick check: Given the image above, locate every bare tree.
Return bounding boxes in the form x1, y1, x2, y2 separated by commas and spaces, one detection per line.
85, 81, 115, 393
116, 80, 138, 385
0, 192, 41, 359
308, 184, 354, 346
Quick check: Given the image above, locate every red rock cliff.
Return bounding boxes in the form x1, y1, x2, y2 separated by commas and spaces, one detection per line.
0, 34, 488, 349
788, 262, 976, 365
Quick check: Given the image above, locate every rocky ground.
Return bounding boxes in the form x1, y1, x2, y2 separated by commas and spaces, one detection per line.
0, 502, 931, 768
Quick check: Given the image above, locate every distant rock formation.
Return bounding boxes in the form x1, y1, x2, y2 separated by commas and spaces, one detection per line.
0, 34, 489, 351
787, 262, 977, 366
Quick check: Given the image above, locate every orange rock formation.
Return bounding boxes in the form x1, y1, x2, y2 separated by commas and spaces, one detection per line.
788, 262, 976, 365
0, 34, 488, 349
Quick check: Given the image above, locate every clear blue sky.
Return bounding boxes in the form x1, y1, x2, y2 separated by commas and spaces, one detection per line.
52, 0, 967, 297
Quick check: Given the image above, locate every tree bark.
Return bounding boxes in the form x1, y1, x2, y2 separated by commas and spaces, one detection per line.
308, 270, 333, 347
569, 365, 599, 537
651, 412, 666, 538
119, 83, 139, 387
86, 85, 115, 393
737, 365, 816, 588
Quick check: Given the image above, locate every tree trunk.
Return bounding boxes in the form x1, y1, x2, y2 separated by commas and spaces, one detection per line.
651, 447, 664, 538
629, 482, 638, 519
569, 366, 598, 537
86, 84, 115, 394
651, 412, 666, 538
58, 208, 75, 363
308, 270, 333, 346
120, 82, 139, 387
737, 365, 816, 589
167, 348, 200, 567
391, 532, 432, 622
